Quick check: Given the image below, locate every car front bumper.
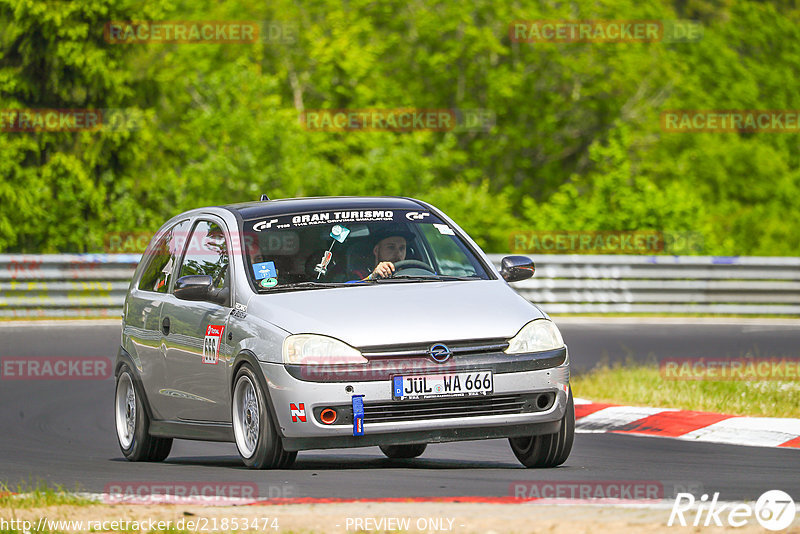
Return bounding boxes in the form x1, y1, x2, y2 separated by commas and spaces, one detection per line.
260, 351, 570, 451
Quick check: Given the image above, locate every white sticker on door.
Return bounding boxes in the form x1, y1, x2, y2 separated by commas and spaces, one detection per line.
203, 324, 225, 364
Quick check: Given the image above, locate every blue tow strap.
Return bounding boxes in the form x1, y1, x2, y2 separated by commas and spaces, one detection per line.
352, 395, 365, 436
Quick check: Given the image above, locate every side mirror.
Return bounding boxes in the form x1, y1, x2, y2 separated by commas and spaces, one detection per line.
174, 275, 214, 302
175, 275, 230, 305
500, 256, 535, 283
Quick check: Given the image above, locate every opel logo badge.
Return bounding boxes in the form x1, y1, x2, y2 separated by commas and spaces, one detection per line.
429, 343, 452, 363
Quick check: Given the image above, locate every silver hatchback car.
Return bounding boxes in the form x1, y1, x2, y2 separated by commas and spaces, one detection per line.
115, 196, 573, 469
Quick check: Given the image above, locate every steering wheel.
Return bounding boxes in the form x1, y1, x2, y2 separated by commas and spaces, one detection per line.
392, 259, 435, 274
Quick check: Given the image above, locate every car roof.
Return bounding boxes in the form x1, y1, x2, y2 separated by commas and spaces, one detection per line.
224, 196, 427, 220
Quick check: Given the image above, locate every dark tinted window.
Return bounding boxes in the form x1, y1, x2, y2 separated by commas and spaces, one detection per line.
137, 220, 191, 293
179, 220, 229, 289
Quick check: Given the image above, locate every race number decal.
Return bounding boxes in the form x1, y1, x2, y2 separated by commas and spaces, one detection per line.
203, 325, 225, 365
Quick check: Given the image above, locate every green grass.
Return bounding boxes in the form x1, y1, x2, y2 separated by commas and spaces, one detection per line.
571, 363, 800, 418
0, 481, 92, 508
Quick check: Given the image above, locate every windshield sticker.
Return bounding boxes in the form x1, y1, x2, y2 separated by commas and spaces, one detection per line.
252, 261, 277, 280
433, 223, 455, 235
289, 210, 394, 227
248, 211, 444, 230
330, 225, 350, 243
260, 277, 278, 288
253, 218, 278, 231
314, 250, 333, 277
203, 325, 225, 365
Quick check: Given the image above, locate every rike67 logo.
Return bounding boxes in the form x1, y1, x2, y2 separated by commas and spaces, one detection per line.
669, 490, 796, 531
203, 325, 225, 365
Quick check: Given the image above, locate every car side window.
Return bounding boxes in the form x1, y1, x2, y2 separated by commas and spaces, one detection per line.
178, 220, 230, 290
137, 220, 191, 293
419, 224, 480, 277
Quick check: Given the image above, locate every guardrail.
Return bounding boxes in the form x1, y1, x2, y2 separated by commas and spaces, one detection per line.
1, 254, 798, 317
0, 255, 140, 318
487, 254, 800, 315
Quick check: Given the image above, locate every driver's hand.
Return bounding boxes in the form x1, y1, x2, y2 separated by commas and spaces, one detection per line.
370, 261, 395, 279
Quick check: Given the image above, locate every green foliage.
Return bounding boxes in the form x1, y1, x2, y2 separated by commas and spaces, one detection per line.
522, 125, 705, 235
0, 0, 170, 252
1, 0, 799, 254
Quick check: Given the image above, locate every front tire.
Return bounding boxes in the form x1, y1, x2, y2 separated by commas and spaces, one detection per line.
115, 365, 172, 461
509, 388, 574, 468
232, 364, 295, 469
379, 444, 427, 459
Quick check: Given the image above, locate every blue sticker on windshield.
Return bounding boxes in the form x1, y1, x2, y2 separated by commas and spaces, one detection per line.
330, 225, 350, 243
253, 261, 276, 280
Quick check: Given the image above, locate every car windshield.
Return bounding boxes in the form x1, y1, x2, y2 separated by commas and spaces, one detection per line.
242, 209, 492, 290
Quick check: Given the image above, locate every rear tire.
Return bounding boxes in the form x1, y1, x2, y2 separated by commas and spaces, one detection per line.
115, 365, 172, 462
379, 444, 427, 459
232, 364, 294, 469
509, 388, 574, 468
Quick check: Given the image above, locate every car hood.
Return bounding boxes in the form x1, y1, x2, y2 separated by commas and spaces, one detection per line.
246, 280, 543, 348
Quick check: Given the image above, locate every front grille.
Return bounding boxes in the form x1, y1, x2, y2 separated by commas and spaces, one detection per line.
361, 393, 552, 424
361, 338, 509, 359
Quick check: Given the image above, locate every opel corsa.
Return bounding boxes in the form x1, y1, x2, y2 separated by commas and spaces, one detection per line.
115, 196, 574, 468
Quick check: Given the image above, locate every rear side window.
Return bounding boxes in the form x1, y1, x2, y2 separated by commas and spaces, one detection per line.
178, 220, 230, 289
137, 220, 191, 293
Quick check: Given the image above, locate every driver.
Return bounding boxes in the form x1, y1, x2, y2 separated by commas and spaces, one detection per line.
360, 227, 415, 280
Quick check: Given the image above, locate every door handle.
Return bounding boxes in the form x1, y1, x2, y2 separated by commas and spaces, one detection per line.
161, 316, 170, 335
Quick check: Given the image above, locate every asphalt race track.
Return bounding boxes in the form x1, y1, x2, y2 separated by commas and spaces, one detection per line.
0, 320, 798, 501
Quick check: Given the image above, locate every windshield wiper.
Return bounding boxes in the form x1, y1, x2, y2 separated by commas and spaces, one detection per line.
375, 274, 481, 283
261, 281, 352, 292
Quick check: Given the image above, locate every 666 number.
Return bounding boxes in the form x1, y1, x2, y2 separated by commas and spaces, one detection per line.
464, 373, 492, 390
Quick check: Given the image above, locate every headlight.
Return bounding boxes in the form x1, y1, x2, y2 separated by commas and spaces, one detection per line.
505, 320, 564, 354
282, 334, 367, 365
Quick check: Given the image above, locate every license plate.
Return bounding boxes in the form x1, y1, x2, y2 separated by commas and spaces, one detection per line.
392, 371, 493, 400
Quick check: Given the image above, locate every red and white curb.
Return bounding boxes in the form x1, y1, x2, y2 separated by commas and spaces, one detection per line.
574, 398, 800, 449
